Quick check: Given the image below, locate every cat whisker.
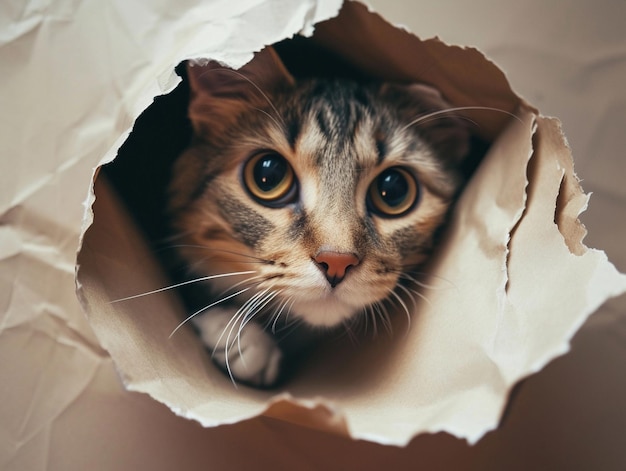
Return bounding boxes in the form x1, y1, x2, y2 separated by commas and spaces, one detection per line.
407, 286, 433, 308
216, 288, 278, 382
361, 303, 380, 338
396, 270, 456, 291
211, 292, 261, 357
185, 256, 271, 271
216, 293, 264, 387
110, 270, 256, 303
179, 258, 264, 284
274, 298, 303, 336
361, 305, 373, 338
363, 304, 377, 338
217, 282, 281, 359
160, 244, 275, 264
266, 297, 286, 332
395, 283, 419, 310
168, 287, 251, 339
269, 296, 293, 334
387, 288, 412, 332
412, 114, 480, 129
400, 106, 523, 134
251, 107, 284, 132
282, 317, 305, 338
374, 301, 393, 336
265, 295, 301, 335
238, 289, 279, 342
212, 273, 268, 300
340, 318, 360, 346
223, 290, 267, 350
235, 292, 270, 363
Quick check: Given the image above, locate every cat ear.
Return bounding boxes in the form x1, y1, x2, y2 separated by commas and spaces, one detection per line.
381, 83, 471, 166
186, 46, 294, 137
186, 46, 295, 101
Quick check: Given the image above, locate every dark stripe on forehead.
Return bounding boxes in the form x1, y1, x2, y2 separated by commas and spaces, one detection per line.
312, 100, 367, 166
375, 134, 387, 165
315, 109, 332, 137
286, 116, 300, 150
309, 80, 371, 136
373, 111, 393, 165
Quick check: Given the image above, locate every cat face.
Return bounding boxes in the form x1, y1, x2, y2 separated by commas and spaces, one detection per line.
168, 47, 469, 328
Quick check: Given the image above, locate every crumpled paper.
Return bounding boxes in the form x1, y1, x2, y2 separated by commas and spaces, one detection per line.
1, 2, 625, 468
0, 0, 341, 467
75, 0, 626, 446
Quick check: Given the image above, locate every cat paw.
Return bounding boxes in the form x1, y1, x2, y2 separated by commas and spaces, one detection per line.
191, 307, 283, 388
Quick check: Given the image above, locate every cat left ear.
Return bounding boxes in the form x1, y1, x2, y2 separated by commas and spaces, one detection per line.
186, 46, 295, 102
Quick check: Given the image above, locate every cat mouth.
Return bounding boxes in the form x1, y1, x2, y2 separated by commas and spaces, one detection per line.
290, 296, 359, 327
288, 281, 387, 327
282, 265, 397, 324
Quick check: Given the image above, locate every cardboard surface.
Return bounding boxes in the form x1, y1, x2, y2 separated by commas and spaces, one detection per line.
2, 0, 626, 469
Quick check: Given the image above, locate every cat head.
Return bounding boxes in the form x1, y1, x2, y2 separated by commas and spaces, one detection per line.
168, 46, 470, 327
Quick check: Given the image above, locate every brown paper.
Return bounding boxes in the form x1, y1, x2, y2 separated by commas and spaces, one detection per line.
74, 1, 626, 446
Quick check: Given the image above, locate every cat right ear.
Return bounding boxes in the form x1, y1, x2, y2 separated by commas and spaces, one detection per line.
186, 46, 295, 102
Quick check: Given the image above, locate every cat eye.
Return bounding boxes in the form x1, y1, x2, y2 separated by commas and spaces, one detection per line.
243, 152, 297, 206
367, 167, 419, 217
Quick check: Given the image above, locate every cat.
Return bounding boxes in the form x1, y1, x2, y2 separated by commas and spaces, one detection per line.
166, 46, 471, 388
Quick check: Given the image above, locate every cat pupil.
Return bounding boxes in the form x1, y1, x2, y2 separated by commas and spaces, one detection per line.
255, 155, 286, 191
243, 152, 296, 205
367, 167, 418, 217
379, 170, 408, 206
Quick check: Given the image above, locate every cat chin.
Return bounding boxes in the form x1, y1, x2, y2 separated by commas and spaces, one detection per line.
291, 297, 360, 328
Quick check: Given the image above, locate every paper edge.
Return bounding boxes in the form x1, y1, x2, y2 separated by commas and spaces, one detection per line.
71, 0, 626, 448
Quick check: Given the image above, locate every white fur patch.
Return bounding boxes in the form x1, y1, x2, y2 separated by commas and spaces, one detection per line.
192, 307, 283, 387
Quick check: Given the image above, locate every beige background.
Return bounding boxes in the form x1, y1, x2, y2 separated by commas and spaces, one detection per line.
1, 0, 625, 469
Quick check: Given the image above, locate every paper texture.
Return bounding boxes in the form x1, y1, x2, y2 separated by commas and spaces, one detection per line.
0, 0, 343, 467
2, 0, 626, 468
75, 1, 626, 446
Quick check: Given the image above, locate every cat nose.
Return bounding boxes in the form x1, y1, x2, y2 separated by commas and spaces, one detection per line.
313, 251, 360, 288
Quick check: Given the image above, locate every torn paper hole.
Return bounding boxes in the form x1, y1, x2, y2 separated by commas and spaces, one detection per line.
75, 0, 626, 446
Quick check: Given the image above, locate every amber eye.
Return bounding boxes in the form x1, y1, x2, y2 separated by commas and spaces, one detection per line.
243, 152, 296, 206
367, 167, 419, 217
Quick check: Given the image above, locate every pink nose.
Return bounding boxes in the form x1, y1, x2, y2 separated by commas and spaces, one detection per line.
313, 251, 360, 287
